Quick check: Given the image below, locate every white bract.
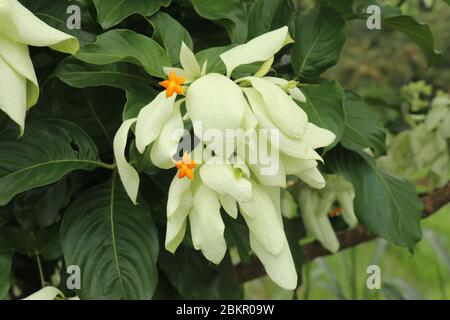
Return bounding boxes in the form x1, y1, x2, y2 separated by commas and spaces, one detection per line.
299, 175, 358, 253
0, 0, 79, 134
113, 26, 338, 290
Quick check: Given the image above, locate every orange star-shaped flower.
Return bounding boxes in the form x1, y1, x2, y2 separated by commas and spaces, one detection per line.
328, 207, 342, 218
159, 71, 185, 97
176, 152, 196, 180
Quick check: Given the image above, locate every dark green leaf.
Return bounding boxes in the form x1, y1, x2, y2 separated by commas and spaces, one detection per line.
76, 29, 171, 78
93, 0, 171, 29
292, 7, 347, 79
60, 178, 159, 299
159, 247, 242, 299
300, 81, 346, 150
0, 120, 100, 206
148, 12, 193, 65
191, 0, 248, 43
248, 0, 284, 38
341, 91, 386, 157
53, 59, 154, 90
326, 147, 423, 250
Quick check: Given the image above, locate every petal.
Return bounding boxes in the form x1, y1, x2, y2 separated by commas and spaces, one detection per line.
239, 181, 285, 255
0, 34, 38, 108
135, 91, 176, 153
4, 0, 79, 54
0, 54, 27, 134
179, 41, 201, 78
281, 154, 317, 175
167, 175, 192, 218
220, 26, 291, 77
296, 167, 326, 189
244, 77, 308, 139
337, 190, 358, 227
22, 287, 63, 300
219, 194, 238, 219
250, 233, 297, 290
165, 191, 192, 253
113, 118, 139, 204
264, 76, 306, 103
186, 73, 247, 134
190, 184, 227, 264
150, 100, 184, 169
302, 123, 336, 149
299, 188, 339, 253
200, 156, 252, 202
243, 88, 321, 160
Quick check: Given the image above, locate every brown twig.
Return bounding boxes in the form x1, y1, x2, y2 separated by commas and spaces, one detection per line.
236, 183, 450, 283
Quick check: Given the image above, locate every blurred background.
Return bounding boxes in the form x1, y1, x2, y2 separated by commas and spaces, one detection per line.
245, 0, 450, 299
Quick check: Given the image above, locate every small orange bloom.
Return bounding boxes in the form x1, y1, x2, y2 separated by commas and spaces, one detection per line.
159, 71, 185, 97
328, 207, 342, 218
176, 152, 196, 180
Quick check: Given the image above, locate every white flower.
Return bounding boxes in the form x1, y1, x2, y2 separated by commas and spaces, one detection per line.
298, 175, 358, 253
0, 0, 79, 134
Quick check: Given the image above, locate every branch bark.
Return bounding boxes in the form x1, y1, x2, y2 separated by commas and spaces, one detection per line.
236, 183, 450, 284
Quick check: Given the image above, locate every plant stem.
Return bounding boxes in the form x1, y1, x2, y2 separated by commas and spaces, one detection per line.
35, 254, 45, 288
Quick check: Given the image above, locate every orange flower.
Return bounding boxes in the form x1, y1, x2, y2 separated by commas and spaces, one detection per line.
176, 152, 196, 180
159, 71, 185, 97
328, 207, 342, 218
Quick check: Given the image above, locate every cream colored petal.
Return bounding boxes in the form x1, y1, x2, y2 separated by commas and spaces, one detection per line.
190, 184, 227, 264
337, 190, 358, 227
150, 100, 184, 169
135, 91, 176, 153
180, 41, 201, 78
186, 73, 247, 135
296, 167, 326, 189
302, 123, 336, 149
0, 55, 27, 134
5, 0, 79, 54
245, 77, 308, 139
165, 192, 192, 253
250, 233, 297, 290
299, 188, 339, 253
220, 26, 291, 77
113, 118, 139, 204
239, 181, 284, 255
200, 156, 252, 202
219, 194, 238, 219
23, 287, 63, 300
281, 154, 317, 175
263, 76, 306, 103
167, 175, 192, 219
0, 34, 38, 108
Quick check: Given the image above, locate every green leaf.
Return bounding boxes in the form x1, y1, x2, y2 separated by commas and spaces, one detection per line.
300, 81, 346, 149
33, 81, 124, 155
191, 0, 248, 43
326, 147, 423, 250
0, 253, 12, 299
341, 91, 386, 157
0, 225, 58, 256
248, 0, 284, 38
76, 29, 171, 78
159, 247, 242, 299
93, 0, 171, 29
148, 12, 193, 65
443, 0, 450, 6
0, 120, 100, 206
53, 59, 153, 90
123, 86, 158, 120
60, 178, 159, 299
383, 13, 441, 67
291, 7, 347, 79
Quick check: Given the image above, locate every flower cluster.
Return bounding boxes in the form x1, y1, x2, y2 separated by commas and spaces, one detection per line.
0, 0, 79, 134
114, 27, 336, 290
299, 174, 357, 253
